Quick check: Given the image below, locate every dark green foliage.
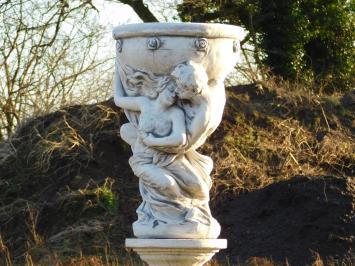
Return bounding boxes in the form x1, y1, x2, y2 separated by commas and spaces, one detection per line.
300, 0, 354, 91
177, 1, 258, 30
177, 0, 354, 91
177, 0, 216, 22
257, 0, 305, 79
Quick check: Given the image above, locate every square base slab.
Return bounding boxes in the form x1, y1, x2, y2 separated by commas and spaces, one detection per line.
126, 238, 227, 266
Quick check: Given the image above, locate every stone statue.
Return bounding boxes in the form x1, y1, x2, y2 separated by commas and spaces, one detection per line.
115, 61, 220, 238
113, 22, 243, 265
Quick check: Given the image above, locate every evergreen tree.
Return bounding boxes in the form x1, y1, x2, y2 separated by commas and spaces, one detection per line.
178, 0, 354, 91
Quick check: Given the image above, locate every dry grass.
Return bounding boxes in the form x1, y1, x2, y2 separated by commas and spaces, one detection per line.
0, 101, 133, 265
0, 235, 337, 266
0, 79, 354, 265
208, 81, 354, 205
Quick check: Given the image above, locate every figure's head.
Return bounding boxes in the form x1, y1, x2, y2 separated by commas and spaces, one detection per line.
171, 61, 208, 100
125, 67, 158, 98
156, 77, 176, 107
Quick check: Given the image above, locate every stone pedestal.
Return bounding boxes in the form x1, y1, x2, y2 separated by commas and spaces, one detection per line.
126, 238, 227, 266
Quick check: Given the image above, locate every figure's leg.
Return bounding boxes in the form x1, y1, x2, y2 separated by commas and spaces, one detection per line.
120, 123, 137, 147
130, 160, 180, 196
166, 155, 210, 200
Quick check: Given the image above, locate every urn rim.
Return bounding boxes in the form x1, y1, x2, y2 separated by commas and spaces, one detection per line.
113, 22, 244, 40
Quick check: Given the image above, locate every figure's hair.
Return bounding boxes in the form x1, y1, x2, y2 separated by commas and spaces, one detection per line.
156, 76, 173, 94
124, 66, 175, 99
124, 68, 158, 98
171, 61, 208, 94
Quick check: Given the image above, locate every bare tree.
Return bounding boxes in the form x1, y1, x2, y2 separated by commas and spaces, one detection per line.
0, 0, 111, 139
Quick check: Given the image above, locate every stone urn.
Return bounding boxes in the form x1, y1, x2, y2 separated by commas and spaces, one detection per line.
113, 23, 243, 266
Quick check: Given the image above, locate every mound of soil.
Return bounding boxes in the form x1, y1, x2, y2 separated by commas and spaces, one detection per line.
0, 101, 139, 262
0, 85, 354, 265
215, 175, 354, 265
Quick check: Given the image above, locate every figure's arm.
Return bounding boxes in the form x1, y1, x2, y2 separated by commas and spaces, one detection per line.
114, 64, 146, 111
114, 60, 126, 98
187, 100, 210, 147
143, 109, 187, 148
114, 96, 146, 112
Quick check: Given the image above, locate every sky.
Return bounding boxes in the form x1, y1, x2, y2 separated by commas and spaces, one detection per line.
93, 0, 142, 27
92, 0, 182, 28
91, 0, 182, 58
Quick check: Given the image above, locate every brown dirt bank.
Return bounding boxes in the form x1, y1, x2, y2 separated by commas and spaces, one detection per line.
0, 84, 354, 265
215, 175, 354, 265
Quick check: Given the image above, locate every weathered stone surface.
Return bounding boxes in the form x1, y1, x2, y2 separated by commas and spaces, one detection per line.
126, 238, 227, 266
113, 22, 243, 239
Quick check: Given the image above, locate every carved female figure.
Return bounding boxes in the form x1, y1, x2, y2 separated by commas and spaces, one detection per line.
114, 77, 186, 196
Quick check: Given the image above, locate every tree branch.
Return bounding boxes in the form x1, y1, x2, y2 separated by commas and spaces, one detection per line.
109, 0, 158, 22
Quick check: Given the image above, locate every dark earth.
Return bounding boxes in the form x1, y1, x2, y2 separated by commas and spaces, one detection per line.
0, 85, 354, 265
215, 175, 354, 265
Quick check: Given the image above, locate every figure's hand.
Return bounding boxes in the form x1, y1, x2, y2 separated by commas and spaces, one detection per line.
138, 130, 148, 139
142, 133, 156, 147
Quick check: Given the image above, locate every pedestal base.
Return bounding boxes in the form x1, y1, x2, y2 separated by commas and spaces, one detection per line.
125, 238, 227, 266
133, 218, 221, 239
